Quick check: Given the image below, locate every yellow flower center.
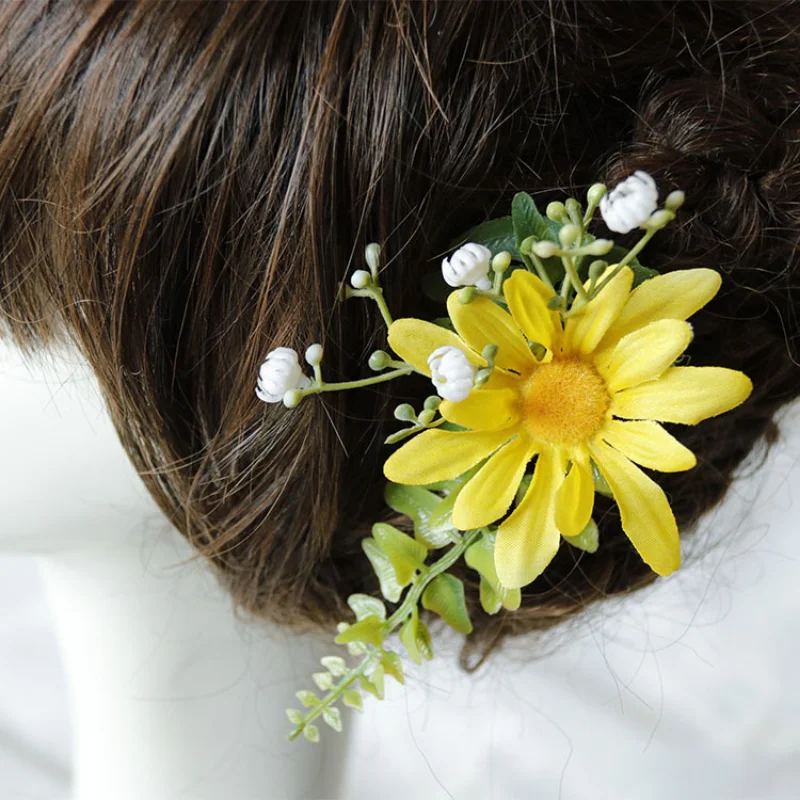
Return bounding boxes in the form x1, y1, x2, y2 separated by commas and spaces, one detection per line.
520, 358, 610, 445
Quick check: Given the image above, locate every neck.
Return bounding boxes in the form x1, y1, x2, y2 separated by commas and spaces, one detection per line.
39, 527, 348, 800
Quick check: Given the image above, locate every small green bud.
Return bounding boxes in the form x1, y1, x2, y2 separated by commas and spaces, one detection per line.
283, 389, 303, 409
519, 235, 537, 255
305, 343, 323, 367
645, 209, 675, 229
393, 403, 416, 422
365, 243, 381, 274
583, 238, 614, 256
547, 295, 566, 311
350, 269, 371, 289
589, 260, 608, 280
558, 223, 580, 247
546, 201, 568, 223
458, 286, 476, 304
418, 409, 436, 425
423, 395, 442, 411
368, 350, 391, 371
481, 343, 499, 363
491, 251, 512, 273
565, 197, 583, 221
532, 240, 560, 258
586, 183, 607, 207
665, 190, 685, 211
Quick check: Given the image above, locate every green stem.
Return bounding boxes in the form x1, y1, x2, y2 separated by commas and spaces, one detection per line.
289, 527, 482, 741
346, 285, 394, 329
386, 527, 483, 629
525, 252, 555, 291
371, 288, 393, 328
288, 650, 381, 741
589, 228, 657, 299
297, 367, 414, 399
561, 255, 590, 303
617, 227, 656, 268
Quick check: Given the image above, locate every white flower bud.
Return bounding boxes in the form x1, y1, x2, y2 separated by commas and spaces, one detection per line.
350, 269, 371, 289
256, 347, 312, 404
304, 343, 323, 367
442, 243, 493, 291
427, 346, 476, 403
600, 170, 659, 234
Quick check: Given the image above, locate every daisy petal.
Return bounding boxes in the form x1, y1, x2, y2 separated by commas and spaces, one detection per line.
554, 449, 595, 537
600, 268, 721, 351
495, 447, 565, 589
612, 367, 753, 425
440, 388, 520, 431
601, 419, 696, 472
503, 270, 562, 353
447, 292, 536, 373
384, 428, 513, 485
589, 439, 680, 576
564, 266, 634, 355
388, 318, 483, 376
453, 435, 538, 529
598, 319, 693, 392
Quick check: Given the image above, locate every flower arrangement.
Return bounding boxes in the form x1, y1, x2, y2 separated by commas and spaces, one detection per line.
257, 174, 752, 743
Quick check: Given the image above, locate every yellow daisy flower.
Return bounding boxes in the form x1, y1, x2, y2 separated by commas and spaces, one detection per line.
383, 266, 752, 590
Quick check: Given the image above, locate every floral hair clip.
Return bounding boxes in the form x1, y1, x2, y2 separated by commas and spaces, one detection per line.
257, 173, 753, 743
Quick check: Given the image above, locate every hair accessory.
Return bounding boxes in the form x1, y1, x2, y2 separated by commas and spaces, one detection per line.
258, 175, 753, 743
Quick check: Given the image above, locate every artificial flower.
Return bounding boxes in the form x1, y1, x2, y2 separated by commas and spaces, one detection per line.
442, 242, 493, 290
256, 347, 311, 403
384, 267, 752, 589
428, 345, 477, 402
600, 171, 658, 234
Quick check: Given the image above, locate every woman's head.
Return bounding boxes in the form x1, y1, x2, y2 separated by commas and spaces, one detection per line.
1, 0, 798, 660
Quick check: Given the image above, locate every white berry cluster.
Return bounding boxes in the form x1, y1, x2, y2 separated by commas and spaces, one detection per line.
427, 346, 476, 403
599, 170, 658, 234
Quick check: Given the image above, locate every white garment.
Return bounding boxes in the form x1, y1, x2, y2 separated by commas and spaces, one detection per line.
0, 343, 798, 799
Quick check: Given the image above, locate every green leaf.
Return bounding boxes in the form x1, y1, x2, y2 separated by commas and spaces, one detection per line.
417, 618, 434, 661
296, 690, 320, 708
312, 671, 334, 691
591, 460, 613, 497
433, 316, 455, 331
322, 706, 343, 732
384, 483, 455, 549
451, 215, 520, 261
334, 615, 385, 647
360, 665, 385, 700
343, 689, 364, 712
421, 271, 453, 303
607, 246, 658, 288
563, 518, 599, 553
381, 650, 405, 685
372, 523, 429, 585
512, 192, 554, 247
399, 608, 434, 664
421, 573, 473, 635
320, 656, 348, 677
303, 724, 320, 743
479, 578, 502, 615
285, 708, 304, 725
347, 593, 387, 622
362, 537, 402, 602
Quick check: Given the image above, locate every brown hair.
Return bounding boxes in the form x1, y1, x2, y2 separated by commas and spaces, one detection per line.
2, 0, 799, 664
